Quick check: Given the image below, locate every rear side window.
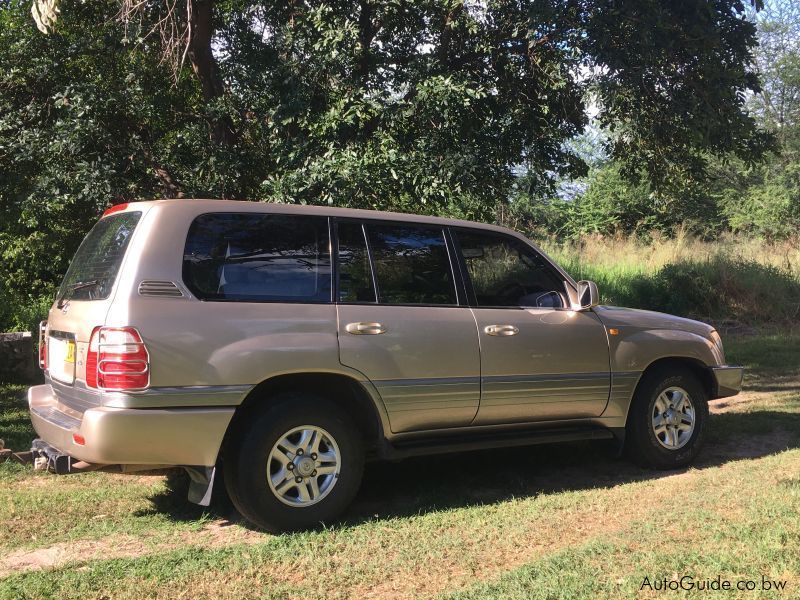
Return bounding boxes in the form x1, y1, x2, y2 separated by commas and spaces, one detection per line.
57, 211, 142, 302
365, 224, 457, 305
183, 213, 332, 302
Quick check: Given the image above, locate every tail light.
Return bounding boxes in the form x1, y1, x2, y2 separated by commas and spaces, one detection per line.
38, 320, 48, 370
85, 327, 150, 390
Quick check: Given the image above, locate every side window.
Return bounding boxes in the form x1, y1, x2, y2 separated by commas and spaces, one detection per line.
183, 213, 331, 302
336, 221, 376, 302
365, 224, 457, 305
455, 230, 565, 308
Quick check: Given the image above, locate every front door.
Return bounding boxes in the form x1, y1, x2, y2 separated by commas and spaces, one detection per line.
453, 228, 610, 425
336, 220, 480, 433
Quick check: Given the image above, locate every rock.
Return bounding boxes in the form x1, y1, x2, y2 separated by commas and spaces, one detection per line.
0, 332, 40, 384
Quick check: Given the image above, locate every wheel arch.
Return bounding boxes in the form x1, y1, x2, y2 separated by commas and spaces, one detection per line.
624, 356, 714, 427
222, 371, 388, 456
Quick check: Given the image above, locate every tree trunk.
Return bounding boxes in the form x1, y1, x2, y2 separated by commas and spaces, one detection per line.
186, 0, 236, 145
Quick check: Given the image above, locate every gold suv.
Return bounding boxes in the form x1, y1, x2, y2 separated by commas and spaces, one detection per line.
29, 200, 743, 532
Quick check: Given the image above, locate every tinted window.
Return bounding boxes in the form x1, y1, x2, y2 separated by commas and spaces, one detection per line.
366, 224, 457, 305
456, 230, 565, 308
57, 211, 142, 302
336, 222, 376, 302
183, 213, 331, 302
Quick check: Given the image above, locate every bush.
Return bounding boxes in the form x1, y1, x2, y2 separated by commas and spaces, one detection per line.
632, 258, 800, 325
545, 236, 800, 327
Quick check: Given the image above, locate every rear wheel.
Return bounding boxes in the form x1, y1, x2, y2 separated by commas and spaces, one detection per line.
224, 394, 364, 532
626, 366, 709, 469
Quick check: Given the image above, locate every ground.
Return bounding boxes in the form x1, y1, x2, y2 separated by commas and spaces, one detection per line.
1, 334, 798, 599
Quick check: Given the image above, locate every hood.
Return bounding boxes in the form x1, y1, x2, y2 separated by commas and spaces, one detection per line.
593, 306, 715, 338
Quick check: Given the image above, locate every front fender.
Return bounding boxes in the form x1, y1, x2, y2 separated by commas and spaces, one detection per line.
611, 329, 721, 373
601, 328, 722, 421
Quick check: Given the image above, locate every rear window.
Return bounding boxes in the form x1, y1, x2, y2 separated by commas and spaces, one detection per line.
183, 213, 332, 302
365, 224, 457, 305
57, 211, 142, 302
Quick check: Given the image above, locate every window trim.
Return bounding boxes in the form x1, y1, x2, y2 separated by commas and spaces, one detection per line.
332, 217, 468, 308
450, 226, 572, 311
181, 212, 334, 305
332, 219, 378, 304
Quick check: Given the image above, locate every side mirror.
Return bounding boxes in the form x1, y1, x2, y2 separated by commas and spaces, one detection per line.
576, 280, 599, 310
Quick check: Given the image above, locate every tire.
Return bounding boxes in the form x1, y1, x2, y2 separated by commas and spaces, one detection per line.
626, 366, 709, 470
223, 393, 364, 533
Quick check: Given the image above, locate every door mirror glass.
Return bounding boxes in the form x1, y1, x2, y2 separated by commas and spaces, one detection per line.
576, 280, 599, 310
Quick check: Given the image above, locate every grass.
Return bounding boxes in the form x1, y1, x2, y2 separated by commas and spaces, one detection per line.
0, 385, 33, 452
1, 334, 799, 598
542, 234, 800, 328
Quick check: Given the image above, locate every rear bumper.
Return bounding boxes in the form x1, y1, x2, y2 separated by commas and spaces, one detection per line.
710, 365, 744, 398
28, 384, 234, 467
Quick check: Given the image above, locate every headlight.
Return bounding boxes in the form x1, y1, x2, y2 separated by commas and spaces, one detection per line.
710, 330, 725, 364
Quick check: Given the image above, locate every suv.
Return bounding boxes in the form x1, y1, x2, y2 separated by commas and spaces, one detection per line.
29, 200, 743, 532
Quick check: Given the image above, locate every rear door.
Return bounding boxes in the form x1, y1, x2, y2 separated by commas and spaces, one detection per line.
453, 228, 611, 425
47, 210, 144, 387
336, 220, 480, 433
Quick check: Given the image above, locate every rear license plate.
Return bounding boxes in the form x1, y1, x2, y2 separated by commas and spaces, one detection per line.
49, 336, 76, 384
65, 341, 75, 363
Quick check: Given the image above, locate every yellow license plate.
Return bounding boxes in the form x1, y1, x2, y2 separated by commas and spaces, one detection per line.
65, 341, 76, 363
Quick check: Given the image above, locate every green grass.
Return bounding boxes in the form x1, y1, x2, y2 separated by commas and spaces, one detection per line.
1, 335, 798, 598
0, 385, 34, 452
444, 467, 800, 599
726, 334, 800, 380
0, 386, 218, 553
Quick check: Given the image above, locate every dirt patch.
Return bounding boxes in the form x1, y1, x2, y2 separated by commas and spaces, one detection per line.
0, 520, 265, 578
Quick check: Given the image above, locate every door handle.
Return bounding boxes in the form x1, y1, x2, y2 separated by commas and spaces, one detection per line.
484, 324, 519, 337
345, 322, 387, 335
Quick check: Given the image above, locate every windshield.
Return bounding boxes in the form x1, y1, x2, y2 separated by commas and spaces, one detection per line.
57, 211, 142, 302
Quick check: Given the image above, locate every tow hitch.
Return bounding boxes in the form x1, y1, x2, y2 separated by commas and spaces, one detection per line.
0, 438, 102, 474
30, 438, 78, 474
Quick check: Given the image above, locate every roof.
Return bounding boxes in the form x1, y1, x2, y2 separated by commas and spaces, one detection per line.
120, 198, 515, 235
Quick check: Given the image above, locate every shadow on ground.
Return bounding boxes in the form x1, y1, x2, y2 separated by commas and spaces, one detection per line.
141, 409, 800, 529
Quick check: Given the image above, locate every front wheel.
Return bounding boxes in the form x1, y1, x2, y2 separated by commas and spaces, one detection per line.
224, 394, 364, 532
626, 367, 709, 470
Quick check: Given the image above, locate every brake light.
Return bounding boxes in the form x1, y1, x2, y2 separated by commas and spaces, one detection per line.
85, 326, 149, 390
102, 203, 129, 217
38, 320, 48, 369
86, 326, 100, 388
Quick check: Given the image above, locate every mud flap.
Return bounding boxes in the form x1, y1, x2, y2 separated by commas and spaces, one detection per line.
184, 466, 216, 506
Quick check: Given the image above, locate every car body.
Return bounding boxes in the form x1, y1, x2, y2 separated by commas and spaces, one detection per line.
28, 199, 743, 531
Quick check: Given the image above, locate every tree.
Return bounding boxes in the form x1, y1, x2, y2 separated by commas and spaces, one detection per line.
0, 0, 776, 331
748, 0, 800, 148
710, 0, 800, 239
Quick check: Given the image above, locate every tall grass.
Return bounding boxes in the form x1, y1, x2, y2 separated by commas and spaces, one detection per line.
539, 233, 800, 328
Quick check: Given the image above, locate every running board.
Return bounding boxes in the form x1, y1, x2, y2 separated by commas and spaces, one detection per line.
380, 427, 615, 460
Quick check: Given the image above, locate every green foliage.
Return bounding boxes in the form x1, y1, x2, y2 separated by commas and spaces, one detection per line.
718, 161, 800, 240
508, 164, 725, 240
0, 0, 781, 331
